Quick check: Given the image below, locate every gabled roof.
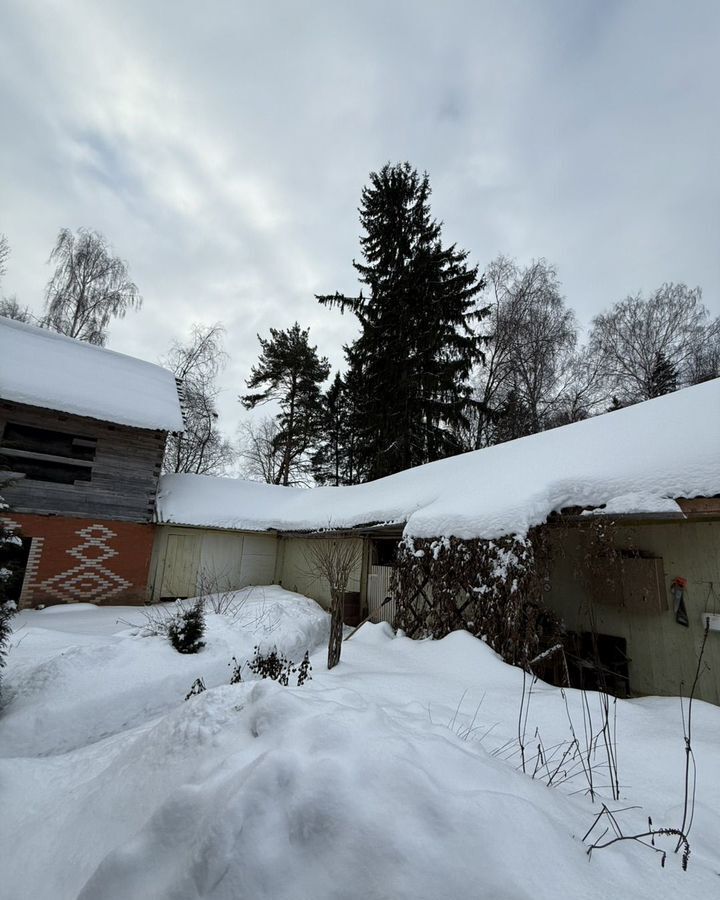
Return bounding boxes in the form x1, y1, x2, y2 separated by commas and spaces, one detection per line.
156, 378, 720, 540
0, 317, 185, 432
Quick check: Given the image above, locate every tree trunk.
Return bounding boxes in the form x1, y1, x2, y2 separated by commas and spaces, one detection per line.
327, 590, 344, 669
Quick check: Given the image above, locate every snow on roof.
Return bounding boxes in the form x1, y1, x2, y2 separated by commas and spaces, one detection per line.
156, 378, 720, 540
0, 317, 185, 432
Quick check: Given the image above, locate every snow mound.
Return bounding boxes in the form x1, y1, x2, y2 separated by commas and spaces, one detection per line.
1, 587, 329, 757
0, 315, 184, 431
156, 379, 720, 539
74, 681, 614, 900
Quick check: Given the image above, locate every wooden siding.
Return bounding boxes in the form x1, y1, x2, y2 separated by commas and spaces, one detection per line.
367, 565, 396, 624
0, 401, 166, 522
546, 519, 720, 705
149, 526, 279, 600
277, 535, 365, 610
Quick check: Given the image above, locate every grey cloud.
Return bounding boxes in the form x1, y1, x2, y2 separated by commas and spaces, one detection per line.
1, 0, 718, 435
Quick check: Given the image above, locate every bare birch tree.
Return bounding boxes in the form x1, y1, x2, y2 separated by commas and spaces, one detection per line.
163, 323, 235, 475
471, 257, 578, 446
237, 417, 284, 484
0, 298, 33, 322
0, 234, 9, 289
42, 228, 141, 345
588, 283, 720, 404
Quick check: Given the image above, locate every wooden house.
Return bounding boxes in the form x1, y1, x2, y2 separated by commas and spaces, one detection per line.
151, 379, 720, 703
0, 316, 184, 607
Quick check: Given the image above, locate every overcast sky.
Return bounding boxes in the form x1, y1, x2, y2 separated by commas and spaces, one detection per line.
1, 0, 718, 437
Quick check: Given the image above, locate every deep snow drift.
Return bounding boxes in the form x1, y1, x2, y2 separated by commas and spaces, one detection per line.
156, 378, 720, 539
2, 589, 719, 899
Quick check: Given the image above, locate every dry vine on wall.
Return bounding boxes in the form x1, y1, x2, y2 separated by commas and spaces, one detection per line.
392, 528, 563, 671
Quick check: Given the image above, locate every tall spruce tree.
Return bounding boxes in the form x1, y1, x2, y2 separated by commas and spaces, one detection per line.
311, 371, 366, 485
241, 323, 330, 486
311, 373, 347, 486
318, 163, 487, 480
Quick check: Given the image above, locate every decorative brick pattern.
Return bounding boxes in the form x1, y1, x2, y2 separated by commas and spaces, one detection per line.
37, 524, 133, 604
0, 515, 22, 532
3, 514, 155, 607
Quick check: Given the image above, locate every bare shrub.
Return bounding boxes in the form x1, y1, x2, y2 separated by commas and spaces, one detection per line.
581, 622, 709, 873
302, 537, 362, 669
492, 670, 620, 801
584, 806, 690, 871
196, 568, 246, 616
117, 603, 176, 637
246, 646, 312, 687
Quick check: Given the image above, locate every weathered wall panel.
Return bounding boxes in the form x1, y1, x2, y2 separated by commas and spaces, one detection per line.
0, 401, 166, 522
149, 526, 278, 600
277, 536, 365, 610
547, 520, 720, 705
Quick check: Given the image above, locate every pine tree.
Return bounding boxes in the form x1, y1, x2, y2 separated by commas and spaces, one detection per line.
241, 323, 330, 486
311, 373, 346, 486
318, 163, 487, 480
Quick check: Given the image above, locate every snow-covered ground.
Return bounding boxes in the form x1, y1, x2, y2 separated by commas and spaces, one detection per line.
1, 587, 718, 899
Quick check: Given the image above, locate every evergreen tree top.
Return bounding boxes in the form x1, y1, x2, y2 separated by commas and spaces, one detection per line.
241, 322, 330, 410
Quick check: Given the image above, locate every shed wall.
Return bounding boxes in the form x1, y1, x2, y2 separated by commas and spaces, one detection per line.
277, 536, 365, 610
547, 519, 720, 705
149, 526, 278, 600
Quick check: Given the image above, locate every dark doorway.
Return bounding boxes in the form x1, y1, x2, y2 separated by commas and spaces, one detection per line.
1, 534, 31, 605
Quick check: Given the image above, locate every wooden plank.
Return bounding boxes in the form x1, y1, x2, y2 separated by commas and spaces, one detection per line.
160, 533, 201, 597
0, 402, 167, 522
677, 497, 720, 517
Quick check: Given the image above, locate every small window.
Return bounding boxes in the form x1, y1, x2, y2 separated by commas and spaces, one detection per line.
567, 631, 630, 697
371, 539, 398, 567
0, 422, 96, 484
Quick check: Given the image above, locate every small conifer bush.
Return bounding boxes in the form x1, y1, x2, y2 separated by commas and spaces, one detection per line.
167, 599, 206, 654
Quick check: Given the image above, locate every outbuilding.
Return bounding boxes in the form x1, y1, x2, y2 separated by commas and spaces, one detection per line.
152, 379, 720, 702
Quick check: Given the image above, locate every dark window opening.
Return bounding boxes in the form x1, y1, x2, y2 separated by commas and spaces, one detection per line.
0, 422, 96, 484
371, 539, 399, 567
566, 631, 630, 697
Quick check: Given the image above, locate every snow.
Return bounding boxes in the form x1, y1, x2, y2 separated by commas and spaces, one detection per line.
156, 379, 720, 539
0, 316, 185, 431
2, 589, 719, 899
581, 492, 683, 516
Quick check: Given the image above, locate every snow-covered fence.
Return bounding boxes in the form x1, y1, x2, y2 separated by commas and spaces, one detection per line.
367, 565, 395, 624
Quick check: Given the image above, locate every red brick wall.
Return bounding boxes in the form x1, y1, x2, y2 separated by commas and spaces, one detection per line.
0, 514, 154, 608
